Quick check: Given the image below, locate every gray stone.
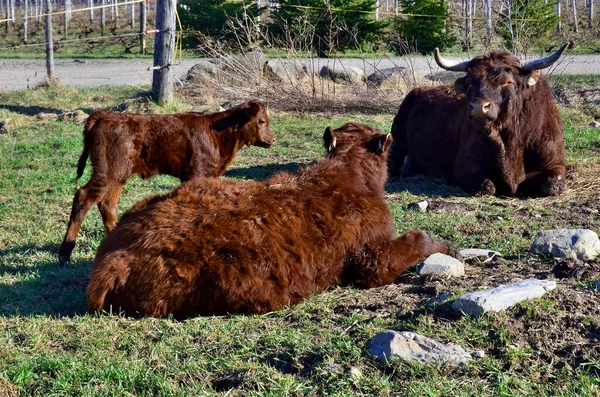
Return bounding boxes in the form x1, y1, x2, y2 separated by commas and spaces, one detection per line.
186, 60, 219, 83
0, 119, 10, 133
459, 248, 502, 262
366, 66, 406, 88
417, 253, 465, 277
367, 331, 472, 367
470, 350, 485, 358
595, 279, 600, 292
264, 59, 309, 83
452, 279, 557, 316
589, 121, 600, 128
319, 65, 365, 85
530, 229, 600, 260
407, 200, 428, 212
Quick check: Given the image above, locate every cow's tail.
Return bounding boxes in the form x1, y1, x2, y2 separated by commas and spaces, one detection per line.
76, 111, 103, 180
87, 253, 129, 313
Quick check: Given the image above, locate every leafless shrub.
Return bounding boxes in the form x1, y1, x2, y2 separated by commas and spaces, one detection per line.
179, 13, 441, 113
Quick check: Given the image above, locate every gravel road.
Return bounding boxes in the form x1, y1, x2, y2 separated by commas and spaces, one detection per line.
0, 54, 598, 92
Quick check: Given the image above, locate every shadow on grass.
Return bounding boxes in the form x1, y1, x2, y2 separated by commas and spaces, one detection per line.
386, 175, 469, 198
0, 244, 90, 317
224, 162, 314, 181
0, 104, 94, 117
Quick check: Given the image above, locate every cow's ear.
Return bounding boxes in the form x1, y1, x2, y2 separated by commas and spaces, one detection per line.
454, 77, 467, 94
323, 126, 336, 153
246, 101, 261, 117
522, 69, 541, 86
368, 134, 392, 154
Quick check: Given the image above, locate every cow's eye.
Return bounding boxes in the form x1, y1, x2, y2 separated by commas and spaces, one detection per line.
258, 120, 266, 125
503, 81, 514, 87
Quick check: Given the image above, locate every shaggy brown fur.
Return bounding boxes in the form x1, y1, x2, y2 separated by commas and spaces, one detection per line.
87, 123, 459, 318
389, 51, 566, 197
59, 100, 275, 264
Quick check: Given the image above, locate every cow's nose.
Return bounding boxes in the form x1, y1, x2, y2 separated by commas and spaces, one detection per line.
470, 101, 492, 117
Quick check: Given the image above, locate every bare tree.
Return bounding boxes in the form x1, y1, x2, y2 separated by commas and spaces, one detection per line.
89, 0, 93, 21
572, 0, 578, 32
589, 0, 594, 27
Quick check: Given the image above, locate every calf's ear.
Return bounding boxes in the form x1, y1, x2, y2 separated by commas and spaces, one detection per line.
246, 101, 261, 117
323, 126, 337, 153
368, 134, 393, 154
454, 77, 467, 94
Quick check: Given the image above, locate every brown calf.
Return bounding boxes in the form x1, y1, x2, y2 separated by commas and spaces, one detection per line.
87, 122, 459, 318
59, 100, 274, 264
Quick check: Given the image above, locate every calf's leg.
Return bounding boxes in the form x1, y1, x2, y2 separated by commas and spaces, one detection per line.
344, 230, 460, 288
98, 182, 125, 233
58, 179, 109, 264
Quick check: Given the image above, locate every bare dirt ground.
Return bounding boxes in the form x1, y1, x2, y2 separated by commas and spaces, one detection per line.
1, 53, 599, 92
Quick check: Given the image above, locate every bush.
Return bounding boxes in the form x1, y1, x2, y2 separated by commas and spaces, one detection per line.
267, 0, 386, 56
178, 0, 252, 49
389, 0, 454, 55
497, 0, 559, 54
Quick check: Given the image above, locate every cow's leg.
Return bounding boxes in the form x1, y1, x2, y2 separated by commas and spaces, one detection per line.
58, 180, 108, 264
344, 230, 461, 288
98, 182, 125, 233
517, 168, 565, 197
454, 160, 497, 196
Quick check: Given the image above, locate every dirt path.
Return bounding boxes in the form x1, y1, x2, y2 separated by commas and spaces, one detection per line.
0, 54, 599, 92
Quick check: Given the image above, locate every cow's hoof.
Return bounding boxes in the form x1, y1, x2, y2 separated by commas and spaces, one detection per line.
477, 179, 496, 196
541, 177, 565, 197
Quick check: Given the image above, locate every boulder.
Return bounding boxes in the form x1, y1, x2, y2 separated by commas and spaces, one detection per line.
367, 331, 472, 366
407, 200, 428, 212
530, 229, 600, 260
452, 279, 557, 316
366, 66, 406, 89
186, 60, 219, 83
319, 65, 365, 85
264, 59, 309, 83
417, 253, 465, 277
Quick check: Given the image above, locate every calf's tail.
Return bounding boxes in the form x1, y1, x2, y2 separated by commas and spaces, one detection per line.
76, 111, 103, 180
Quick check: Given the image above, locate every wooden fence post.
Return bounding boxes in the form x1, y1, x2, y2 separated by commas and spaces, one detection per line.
151, 0, 176, 105
45, 0, 54, 82
140, 0, 147, 54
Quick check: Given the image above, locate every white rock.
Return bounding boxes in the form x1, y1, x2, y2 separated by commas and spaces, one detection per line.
452, 279, 557, 316
530, 229, 600, 260
459, 248, 502, 261
319, 65, 365, 85
417, 253, 465, 277
408, 200, 428, 212
348, 367, 362, 378
470, 350, 485, 358
367, 331, 471, 366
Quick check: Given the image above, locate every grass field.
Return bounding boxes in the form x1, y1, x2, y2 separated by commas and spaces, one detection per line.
0, 81, 599, 396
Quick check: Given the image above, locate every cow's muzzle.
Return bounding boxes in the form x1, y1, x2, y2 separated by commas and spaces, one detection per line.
470, 99, 498, 126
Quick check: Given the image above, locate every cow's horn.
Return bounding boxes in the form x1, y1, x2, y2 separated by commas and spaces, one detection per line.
521, 43, 568, 71
434, 48, 470, 72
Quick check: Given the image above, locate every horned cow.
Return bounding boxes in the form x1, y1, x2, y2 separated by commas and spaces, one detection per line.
59, 100, 275, 264
87, 123, 459, 318
389, 44, 568, 197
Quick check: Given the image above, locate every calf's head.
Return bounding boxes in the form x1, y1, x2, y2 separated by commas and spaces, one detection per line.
434, 44, 567, 130
215, 100, 276, 148
323, 122, 393, 192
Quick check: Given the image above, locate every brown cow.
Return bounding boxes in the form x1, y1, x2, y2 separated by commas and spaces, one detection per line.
87, 123, 459, 318
389, 44, 568, 197
59, 100, 275, 264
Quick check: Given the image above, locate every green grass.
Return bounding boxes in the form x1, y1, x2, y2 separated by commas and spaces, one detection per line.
1, 83, 600, 395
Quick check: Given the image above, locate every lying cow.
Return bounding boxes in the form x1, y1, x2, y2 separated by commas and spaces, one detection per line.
59, 100, 275, 264
389, 44, 568, 197
87, 123, 459, 318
